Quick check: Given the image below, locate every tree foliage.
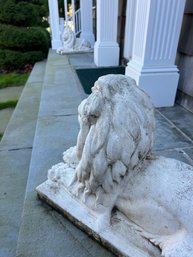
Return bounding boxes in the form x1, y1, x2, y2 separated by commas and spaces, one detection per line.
0, 0, 50, 70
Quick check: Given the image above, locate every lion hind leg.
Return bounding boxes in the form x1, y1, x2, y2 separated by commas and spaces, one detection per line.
139, 228, 193, 257
96, 206, 112, 233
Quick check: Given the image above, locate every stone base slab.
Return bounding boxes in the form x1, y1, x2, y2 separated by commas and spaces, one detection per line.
36, 180, 160, 257
57, 49, 93, 55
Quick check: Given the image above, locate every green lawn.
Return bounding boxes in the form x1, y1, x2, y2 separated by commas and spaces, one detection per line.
0, 100, 18, 110
0, 73, 30, 88
0, 133, 3, 141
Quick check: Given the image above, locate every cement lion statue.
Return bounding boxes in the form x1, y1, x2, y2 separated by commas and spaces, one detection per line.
57, 26, 91, 54
45, 75, 193, 257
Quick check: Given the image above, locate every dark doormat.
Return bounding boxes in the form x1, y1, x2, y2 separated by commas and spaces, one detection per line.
76, 67, 125, 94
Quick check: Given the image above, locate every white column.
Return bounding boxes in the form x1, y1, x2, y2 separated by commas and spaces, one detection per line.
80, 0, 95, 47
94, 0, 120, 66
59, 17, 64, 35
64, 0, 69, 26
125, 0, 186, 107
123, 0, 136, 60
71, 0, 75, 32
48, 0, 62, 49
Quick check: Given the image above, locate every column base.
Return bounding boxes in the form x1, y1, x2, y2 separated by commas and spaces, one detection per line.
80, 33, 95, 48
126, 61, 179, 107
94, 42, 120, 67
51, 39, 62, 50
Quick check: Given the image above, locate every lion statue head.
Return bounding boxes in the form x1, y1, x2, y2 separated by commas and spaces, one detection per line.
62, 25, 76, 50
67, 74, 155, 206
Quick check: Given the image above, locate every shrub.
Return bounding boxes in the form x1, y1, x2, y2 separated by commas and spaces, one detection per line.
0, 24, 50, 53
0, 0, 37, 26
0, 49, 45, 70
0, 0, 48, 27
0, 0, 50, 70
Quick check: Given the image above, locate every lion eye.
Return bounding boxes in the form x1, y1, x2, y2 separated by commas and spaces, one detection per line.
91, 115, 98, 119
88, 115, 98, 124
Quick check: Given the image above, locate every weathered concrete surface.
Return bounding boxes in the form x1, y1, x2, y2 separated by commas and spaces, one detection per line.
0, 62, 46, 150
0, 61, 46, 257
183, 147, 193, 161
17, 116, 114, 257
0, 149, 32, 257
39, 68, 82, 117
153, 110, 193, 151
158, 105, 193, 141
155, 148, 193, 165
0, 60, 46, 138
27, 60, 47, 84
154, 107, 193, 164
68, 52, 96, 69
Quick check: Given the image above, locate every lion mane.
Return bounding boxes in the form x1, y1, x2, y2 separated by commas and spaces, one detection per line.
72, 74, 155, 204
62, 26, 76, 50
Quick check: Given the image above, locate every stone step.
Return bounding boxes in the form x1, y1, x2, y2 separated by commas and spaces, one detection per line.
0, 61, 46, 257
16, 50, 114, 257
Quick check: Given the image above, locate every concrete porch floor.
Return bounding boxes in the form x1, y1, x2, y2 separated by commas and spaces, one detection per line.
1, 50, 193, 257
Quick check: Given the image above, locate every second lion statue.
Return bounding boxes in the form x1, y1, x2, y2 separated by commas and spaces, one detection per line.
57, 26, 91, 54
